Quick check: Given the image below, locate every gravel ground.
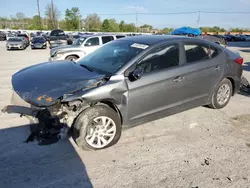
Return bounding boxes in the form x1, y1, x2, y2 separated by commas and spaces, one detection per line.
0, 41, 250, 188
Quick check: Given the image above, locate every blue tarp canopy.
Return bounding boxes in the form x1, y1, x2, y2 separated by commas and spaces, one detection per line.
172, 27, 202, 36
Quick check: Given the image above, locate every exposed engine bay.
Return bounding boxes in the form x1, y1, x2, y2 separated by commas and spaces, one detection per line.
1, 89, 91, 145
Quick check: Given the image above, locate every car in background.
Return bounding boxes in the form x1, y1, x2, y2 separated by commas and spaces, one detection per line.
48, 29, 69, 49
17, 33, 30, 43
17, 33, 30, 47
30, 36, 47, 49
200, 35, 227, 46
236, 34, 250, 41
6, 37, 26, 50
224, 34, 241, 42
3, 35, 243, 150
49, 34, 126, 61
0, 31, 6, 41
6, 32, 17, 40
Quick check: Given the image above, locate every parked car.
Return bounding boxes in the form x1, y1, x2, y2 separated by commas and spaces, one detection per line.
6, 37, 26, 50
0, 31, 6, 41
30, 36, 47, 49
224, 34, 241, 42
200, 35, 227, 46
48, 29, 69, 49
235, 34, 250, 41
6, 32, 17, 40
2, 35, 243, 150
49, 34, 126, 62
17, 33, 30, 45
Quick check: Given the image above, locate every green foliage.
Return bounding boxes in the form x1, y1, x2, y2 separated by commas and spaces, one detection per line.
65, 7, 81, 31
101, 19, 119, 32
84, 13, 102, 32
199, 26, 228, 33
161, 28, 174, 34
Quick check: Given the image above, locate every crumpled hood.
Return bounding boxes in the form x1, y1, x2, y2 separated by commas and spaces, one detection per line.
12, 61, 105, 107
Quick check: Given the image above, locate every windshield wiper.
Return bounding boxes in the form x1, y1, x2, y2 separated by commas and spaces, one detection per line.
79, 64, 94, 72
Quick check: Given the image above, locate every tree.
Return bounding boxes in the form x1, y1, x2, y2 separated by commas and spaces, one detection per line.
65, 7, 81, 31
161, 27, 174, 34
16, 12, 25, 20
140, 24, 153, 32
119, 20, 125, 32
45, 1, 60, 30
102, 19, 110, 32
107, 19, 119, 32
83, 13, 102, 31
124, 23, 136, 32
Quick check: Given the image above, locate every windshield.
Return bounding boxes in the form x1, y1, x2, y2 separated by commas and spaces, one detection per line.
73, 37, 86, 46
8, 38, 22, 42
78, 40, 146, 74
50, 30, 65, 36
32, 37, 46, 43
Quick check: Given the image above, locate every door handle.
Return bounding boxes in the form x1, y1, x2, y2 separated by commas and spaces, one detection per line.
173, 76, 183, 82
215, 65, 220, 71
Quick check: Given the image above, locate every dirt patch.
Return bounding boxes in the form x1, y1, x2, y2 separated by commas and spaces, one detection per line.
231, 114, 250, 130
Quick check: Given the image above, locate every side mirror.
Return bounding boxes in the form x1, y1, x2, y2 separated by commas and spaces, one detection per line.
85, 42, 91, 46
130, 68, 144, 81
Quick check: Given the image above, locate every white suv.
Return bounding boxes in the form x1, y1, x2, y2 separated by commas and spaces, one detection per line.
49, 34, 126, 61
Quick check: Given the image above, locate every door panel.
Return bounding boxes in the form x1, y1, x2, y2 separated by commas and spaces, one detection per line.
181, 43, 225, 103
126, 66, 187, 121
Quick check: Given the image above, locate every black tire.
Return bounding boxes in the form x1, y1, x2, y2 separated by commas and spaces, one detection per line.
209, 78, 233, 109
72, 105, 122, 151
65, 55, 78, 61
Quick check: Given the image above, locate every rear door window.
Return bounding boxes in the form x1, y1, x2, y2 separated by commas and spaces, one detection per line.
101, 36, 114, 44
85, 37, 100, 46
184, 43, 219, 64
116, 35, 125, 39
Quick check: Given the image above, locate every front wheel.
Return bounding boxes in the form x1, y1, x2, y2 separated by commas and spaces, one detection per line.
209, 78, 233, 109
72, 105, 122, 150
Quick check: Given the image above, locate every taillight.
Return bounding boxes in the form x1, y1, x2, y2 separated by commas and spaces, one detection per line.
235, 57, 243, 65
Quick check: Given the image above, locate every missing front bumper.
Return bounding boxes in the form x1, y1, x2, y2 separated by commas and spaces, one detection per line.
2, 105, 69, 145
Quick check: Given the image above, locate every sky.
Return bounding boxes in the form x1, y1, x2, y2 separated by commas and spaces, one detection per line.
1, 0, 250, 29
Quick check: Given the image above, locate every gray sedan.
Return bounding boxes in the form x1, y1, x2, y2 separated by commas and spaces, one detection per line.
6, 37, 26, 50
3, 35, 243, 150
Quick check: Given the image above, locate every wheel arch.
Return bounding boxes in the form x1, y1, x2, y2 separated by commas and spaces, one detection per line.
226, 76, 236, 96
65, 54, 80, 59
97, 101, 123, 125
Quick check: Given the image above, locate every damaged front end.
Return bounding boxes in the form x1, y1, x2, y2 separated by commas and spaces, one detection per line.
2, 61, 108, 145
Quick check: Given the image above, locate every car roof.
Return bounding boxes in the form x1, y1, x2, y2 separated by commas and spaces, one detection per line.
79, 33, 126, 38
118, 35, 191, 45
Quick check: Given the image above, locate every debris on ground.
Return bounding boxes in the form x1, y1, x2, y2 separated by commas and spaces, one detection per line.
212, 178, 220, 180
201, 158, 212, 166
227, 177, 232, 182
240, 76, 250, 93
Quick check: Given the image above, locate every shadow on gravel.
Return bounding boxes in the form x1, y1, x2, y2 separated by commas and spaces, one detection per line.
240, 49, 250, 53
243, 62, 250, 71
0, 124, 93, 188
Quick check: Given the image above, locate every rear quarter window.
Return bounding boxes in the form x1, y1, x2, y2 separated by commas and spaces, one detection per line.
184, 43, 220, 64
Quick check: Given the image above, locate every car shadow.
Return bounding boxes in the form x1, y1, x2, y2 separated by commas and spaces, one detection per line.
0, 124, 93, 188
243, 62, 250, 71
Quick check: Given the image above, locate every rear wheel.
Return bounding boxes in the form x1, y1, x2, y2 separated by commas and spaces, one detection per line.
65, 55, 79, 61
72, 105, 122, 150
209, 78, 233, 109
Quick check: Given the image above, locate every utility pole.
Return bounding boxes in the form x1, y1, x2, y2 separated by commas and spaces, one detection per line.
51, 0, 55, 28
37, 0, 42, 30
197, 11, 201, 27
135, 12, 138, 33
